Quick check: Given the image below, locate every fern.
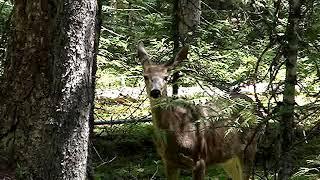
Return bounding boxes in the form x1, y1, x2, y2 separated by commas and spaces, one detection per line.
153, 95, 257, 131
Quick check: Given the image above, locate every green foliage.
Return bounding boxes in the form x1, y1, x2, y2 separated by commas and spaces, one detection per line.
152, 95, 257, 131
293, 137, 320, 179
94, 0, 320, 179
93, 124, 230, 179
97, 0, 175, 89
0, 0, 12, 32
16, 164, 32, 180
93, 124, 158, 179
94, 95, 150, 120
0, 0, 12, 74
153, 97, 197, 112
293, 154, 320, 179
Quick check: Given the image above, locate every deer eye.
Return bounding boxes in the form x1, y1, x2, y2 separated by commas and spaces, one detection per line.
164, 76, 168, 81
144, 76, 149, 81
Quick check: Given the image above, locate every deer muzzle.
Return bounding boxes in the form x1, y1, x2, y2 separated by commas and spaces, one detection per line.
150, 89, 161, 98
150, 78, 163, 98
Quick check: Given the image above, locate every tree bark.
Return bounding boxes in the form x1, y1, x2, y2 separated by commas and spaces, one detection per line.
278, 0, 302, 179
87, 1, 102, 179
0, 0, 99, 179
177, 0, 201, 44
172, 0, 200, 95
172, 0, 180, 95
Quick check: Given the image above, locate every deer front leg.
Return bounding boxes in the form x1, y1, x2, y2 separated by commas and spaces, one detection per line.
221, 157, 244, 180
192, 159, 206, 180
163, 160, 180, 180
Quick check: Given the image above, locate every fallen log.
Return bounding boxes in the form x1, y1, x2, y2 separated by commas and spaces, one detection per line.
94, 117, 152, 125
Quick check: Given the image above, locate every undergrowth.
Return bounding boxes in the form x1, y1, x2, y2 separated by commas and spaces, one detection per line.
92, 124, 229, 180
92, 122, 319, 180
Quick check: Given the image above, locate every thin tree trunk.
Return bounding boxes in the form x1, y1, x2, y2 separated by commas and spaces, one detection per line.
87, 0, 102, 179
278, 0, 302, 179
172, 0, 180, 95
0, 0, 100, 179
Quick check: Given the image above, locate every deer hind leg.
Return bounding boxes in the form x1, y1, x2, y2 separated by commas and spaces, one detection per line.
163, 161, 180, 180
221, 157, 244, 180
192, 159, 206, 180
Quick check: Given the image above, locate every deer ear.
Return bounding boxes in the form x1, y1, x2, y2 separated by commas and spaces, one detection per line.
137, 42, 151, 65
166, 46, 189, 68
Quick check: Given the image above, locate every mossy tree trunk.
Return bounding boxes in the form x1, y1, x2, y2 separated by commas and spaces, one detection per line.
0, 0, 100, 179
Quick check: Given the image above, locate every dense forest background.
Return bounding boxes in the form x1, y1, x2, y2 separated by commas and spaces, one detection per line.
0, 0, 319, 179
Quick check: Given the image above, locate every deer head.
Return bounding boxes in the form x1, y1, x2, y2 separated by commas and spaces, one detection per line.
137, 42, 188, 99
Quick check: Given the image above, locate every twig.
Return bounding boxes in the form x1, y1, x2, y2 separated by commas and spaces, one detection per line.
253, 40, 273, 116
150, 161, 159, 180
92, 143, 105, 163
96, 156, 117, 168
110, 85, 146, 121
105, 7, 143, 11
94, 117, 151, 125
101, 26, 126, 38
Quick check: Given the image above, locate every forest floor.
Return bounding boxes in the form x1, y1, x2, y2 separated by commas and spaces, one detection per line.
92, 124, 320, 180
92, 124, 229, 180
0, 168, 15, 180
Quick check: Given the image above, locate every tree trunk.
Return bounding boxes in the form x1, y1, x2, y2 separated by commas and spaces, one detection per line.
0, 0, 99, 179
172, 0, 200, 95
177, 0, 201, 44
87, 1, 102, 179
278, 0, 302, 179
172, 0, 180, 95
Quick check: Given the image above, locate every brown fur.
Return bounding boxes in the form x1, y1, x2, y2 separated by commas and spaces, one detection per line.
138, 43, 257, 180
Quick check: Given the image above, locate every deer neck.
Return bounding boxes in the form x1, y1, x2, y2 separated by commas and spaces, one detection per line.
149, 96, 167, 113
149, 92, 169, 127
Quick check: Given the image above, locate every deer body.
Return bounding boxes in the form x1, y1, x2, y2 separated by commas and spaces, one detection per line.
138, 43, 256, 180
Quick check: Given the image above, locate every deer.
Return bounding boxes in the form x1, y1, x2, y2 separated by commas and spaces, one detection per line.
137, 42, 257, 180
